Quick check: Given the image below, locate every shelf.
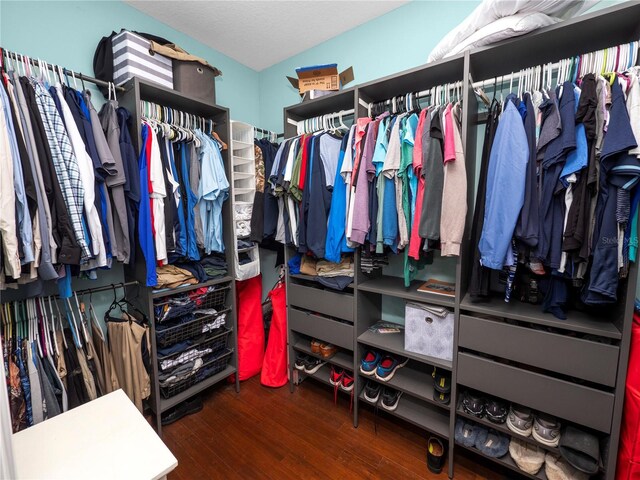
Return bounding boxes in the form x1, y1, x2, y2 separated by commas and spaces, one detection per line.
459, 294, 622, 340
293, 340, 353, 371
285, 88, 356, 120
358, 391, 449, 438
456, 442, 547, 480
289, 273, 354, 289
237, 246, 257, 253
233, 188, 254, 195
151, 276, 232, 299
159, 365, 236, 412
133, 78, 227, 118
358, 276, 455, 308
233, 156, 253, 165
358, 330, 452, 371
232, 140, 254, 148
233, 172, 254, 180
359, 367, 449, 411
456, 402, 560, 455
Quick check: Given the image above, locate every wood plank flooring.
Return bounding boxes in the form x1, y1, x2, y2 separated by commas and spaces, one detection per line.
162, 376, 505, 480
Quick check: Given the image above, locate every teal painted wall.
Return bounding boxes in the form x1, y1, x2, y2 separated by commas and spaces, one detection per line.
0, 0, 261, 125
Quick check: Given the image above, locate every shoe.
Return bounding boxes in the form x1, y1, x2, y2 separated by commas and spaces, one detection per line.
485, 398, 508, 424
380, 387, 403, 411
320, 343, 337, 358
375, 355, 408, 381
427, 436, 446, 474
558, 426, 600, 475
462, 390, 486, 418
161, 397, 203, 426
304, 357, 325, 374
363, 381, 381, 403
433, 390, 451, 405
432, 368, 451, 394
509, 438, 545, 475
475, 427, 510, 458
294, 354, 309, 371
340, 371, 354, 392
455, 419, 481, 448
360, 350, 382, 376
532, 413, 561, 447
506, 404, 534, 437
311, 339, 322, 354
329, 366, 344, 386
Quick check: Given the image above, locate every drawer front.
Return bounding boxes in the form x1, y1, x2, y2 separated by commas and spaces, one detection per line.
457, 353, 614, 433
459, 315, 619, 387
288, 283, 353, 321
289, 308, 354, 350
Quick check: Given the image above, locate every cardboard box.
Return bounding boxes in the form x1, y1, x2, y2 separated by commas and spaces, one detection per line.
287, 64, 354, 97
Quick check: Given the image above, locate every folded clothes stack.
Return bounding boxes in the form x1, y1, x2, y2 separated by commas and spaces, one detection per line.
359, 253, 389, 274
200, 253, 228, 279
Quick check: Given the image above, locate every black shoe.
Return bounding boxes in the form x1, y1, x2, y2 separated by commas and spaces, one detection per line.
303, 357, 325, 374
294, 354, 309, 371
427, 436, 446, 474
462, 389, 486, 418
161, 397, 203, 426
363, 381, 381, 403
380, 387, 402, 411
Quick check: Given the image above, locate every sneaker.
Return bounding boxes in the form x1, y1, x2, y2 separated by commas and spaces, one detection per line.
462, 390, 486, 418
304, 357, 325, 374
531, 413, 561, 447
485, 398, 508, 424
380, 387, 403, 411
310, 339, 322, 354
320, 343, 337, 358
360, 350, 382, 376
363, 381, 381, 403
340, 372, 354, 392
427, 436, 446, 474
161, 397, 203, 426
294, 354, 309, 371
375, 355, 408, 381
506, 404, 534, 437
329, 366, 344, 386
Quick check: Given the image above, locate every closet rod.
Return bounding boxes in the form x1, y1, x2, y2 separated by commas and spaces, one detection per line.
1, 48, 125, 92
254, 126, 284, 139
286, 108, 355, 127
0, 281, 139, 306
471, 40, 640, 89
358, 81, 463, 112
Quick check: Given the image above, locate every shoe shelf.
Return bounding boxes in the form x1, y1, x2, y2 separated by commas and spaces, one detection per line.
358, 391, 449, 438
455, 401, 560, 455
159, 365, 236, 413
459, 294, 621, 340
455, 442, 548, 480
359, 365, 450, 411
300, 364, 353, 395
293, 340, 353, 371
358, 275, 456, 308
358, 330, 452, 371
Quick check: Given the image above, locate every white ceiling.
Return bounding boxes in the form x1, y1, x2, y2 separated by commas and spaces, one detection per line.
125, 0, 409, 71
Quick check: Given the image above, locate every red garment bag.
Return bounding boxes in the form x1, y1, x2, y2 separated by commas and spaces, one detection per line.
617, 313, 640, 479
234, 275, 265, 381
261, 281, 288, 387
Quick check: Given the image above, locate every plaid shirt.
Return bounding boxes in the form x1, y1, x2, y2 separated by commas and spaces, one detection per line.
32, 80, 91, 262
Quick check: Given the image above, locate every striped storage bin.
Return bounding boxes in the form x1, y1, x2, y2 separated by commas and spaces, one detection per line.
112, 30, 173, 88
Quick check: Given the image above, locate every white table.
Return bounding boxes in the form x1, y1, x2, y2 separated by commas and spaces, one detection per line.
12, 389, 177, 480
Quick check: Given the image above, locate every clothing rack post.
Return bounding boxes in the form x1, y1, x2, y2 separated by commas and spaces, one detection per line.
1, 48, 125, 93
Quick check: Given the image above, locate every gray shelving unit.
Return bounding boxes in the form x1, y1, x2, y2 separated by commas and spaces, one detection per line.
282, 5, 640, 477
119, 78, 240, 435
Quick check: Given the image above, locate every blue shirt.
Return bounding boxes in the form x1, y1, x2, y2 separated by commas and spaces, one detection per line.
325, 134, 354, 263
560, 86, 588, 184
139, 124, 157, 286
197, 130, 229, 254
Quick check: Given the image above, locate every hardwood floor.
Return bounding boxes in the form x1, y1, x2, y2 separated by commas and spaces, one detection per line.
162, 376, 504, 480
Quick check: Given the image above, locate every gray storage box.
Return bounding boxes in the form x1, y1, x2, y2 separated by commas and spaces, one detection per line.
404, 302, 454, 361
173, 60, 218, 103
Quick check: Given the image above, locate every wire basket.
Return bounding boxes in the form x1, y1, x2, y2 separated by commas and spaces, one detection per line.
160, 349, 233, 399
156, 308, 230, 347
157, 327, 231, 367
154, 285, 230, 323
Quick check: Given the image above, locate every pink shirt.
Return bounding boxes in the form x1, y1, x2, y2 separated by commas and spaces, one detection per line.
443, 103, 456, 164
